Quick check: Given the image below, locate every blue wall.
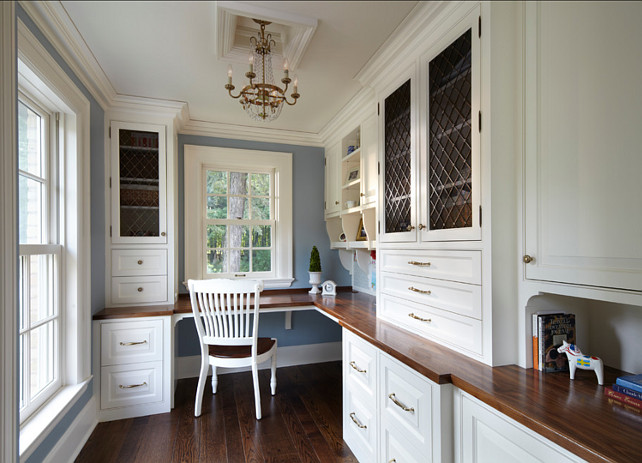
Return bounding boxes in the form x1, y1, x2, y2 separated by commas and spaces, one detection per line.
17, 5, 105, 462
176, 135, 349, 355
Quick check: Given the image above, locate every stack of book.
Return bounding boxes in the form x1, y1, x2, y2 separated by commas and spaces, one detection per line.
532, 312, 576, 372
604, 374, 642, 413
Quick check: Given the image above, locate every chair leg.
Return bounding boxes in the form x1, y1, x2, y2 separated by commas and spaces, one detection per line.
195, 359, 209, 417
211, 366, 218, 394
251, 363, 262, 420
270, 352, 277, 395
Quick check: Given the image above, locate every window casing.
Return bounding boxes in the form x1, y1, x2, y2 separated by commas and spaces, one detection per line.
184, 145, 293, 288
17, 93, 62, 423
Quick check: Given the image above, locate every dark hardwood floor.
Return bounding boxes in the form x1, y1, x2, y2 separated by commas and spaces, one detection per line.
76, 361, 357, 463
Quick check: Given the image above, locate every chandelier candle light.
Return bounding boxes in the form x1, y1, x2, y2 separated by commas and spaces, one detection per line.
225, 19, 300, 122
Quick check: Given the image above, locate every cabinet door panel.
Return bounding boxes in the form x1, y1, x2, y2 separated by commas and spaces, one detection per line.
325, 142, 341, 217
419, 8, 481, 242
111, 121, 167, 244
380, 75, 418, 243
524, 2, 642, 291
360, 114, 378, 206
460, 392, 582, 463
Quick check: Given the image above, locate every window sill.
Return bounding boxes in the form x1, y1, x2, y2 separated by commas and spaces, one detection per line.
19, 377, 92, 462
182, 277, 294, 290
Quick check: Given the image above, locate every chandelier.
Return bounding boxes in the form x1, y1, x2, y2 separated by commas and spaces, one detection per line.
225, 19, 300, 122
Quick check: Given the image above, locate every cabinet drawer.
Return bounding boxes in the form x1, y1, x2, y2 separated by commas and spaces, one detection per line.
344, 381, 377, 463
379, 353, 433, 459
380, 249, 481, 284
111, 276, 167, 304
101, 319, 163, 366
382, 427, 424, 463
343, 330, 377, 397
379, 293, 482, 356
101, 361, 163, 409
381, 272, 482, 319
111, 249, 167, 276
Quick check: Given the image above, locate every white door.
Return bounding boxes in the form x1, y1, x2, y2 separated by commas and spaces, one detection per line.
523, 2, 642, 291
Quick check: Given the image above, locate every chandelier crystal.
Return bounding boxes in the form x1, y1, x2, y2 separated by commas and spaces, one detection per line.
225, 19, 300, 122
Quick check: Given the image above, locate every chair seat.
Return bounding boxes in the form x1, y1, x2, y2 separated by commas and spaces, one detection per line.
208, 337, 276, 359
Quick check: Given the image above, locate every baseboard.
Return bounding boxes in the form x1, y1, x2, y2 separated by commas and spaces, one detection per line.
43, 396, 97, 463
176, 341, 342, 379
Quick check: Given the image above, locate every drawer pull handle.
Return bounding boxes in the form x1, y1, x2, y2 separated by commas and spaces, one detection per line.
349, 412, 367, 429
137, 287, 143, 292
349, 361, 366, 374
137, 259, 143, 265
408, 260, 431, 267
408, 313, 431, 323
388, 393, 415, 413
119, 381, 147, 389
119, 340, 148, 347
408, 286, 431, 295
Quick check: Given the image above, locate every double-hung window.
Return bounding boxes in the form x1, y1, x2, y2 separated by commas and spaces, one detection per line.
184, 145, 293, 288
18, 94, 61, 422
205, 169, 275, 277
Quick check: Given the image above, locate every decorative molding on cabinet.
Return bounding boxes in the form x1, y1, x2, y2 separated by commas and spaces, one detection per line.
318, 87, 376, 146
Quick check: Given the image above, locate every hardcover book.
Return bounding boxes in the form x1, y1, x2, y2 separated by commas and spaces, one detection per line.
538, 313, 575, 373
531, 311, 563, 371
604, 387, 642, 411
612, 383, 642, 401
616, 374, 642, 394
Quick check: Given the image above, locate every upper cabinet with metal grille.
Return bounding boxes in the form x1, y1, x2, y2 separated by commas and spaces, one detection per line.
419, 11, 481, 241
380, 74, 418, 244
110, 121, 167, 244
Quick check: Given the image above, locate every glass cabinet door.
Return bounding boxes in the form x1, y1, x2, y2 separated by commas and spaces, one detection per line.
420, 10, 480, 241
381, 78, 416, 243
111, 121, 166, 243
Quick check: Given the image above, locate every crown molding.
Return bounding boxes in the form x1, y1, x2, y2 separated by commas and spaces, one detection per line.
181, 119, 323, 147
318, 87, 376, 145
355, 1, 464, 90
19, 0, 115, 109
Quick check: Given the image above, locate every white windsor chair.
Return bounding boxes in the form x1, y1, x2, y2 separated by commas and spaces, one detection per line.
187, 279, 277, 419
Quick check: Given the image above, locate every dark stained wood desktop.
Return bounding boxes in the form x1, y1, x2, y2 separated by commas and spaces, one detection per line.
93, 288, 642, 462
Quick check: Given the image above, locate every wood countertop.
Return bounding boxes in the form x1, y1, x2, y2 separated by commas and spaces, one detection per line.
94, 289, 642, 462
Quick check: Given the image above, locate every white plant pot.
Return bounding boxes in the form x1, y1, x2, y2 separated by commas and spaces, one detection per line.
309, 271, 322, 294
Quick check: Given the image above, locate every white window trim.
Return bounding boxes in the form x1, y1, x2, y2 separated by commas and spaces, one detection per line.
17, 19, 92, 462
184, 145, 293, 288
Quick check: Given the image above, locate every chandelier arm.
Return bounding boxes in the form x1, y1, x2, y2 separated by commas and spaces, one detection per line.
283, 96, 299, 106
225, 85, 243, 99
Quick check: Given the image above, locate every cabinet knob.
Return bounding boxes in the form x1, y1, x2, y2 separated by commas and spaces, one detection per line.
161, 232, 166, 237
523, 255, 534, 264
137, 260, 143, 265
418, 224, 426, 230
360, 193, 365, 197
137, 287, 143, 292
335, 201, 340, 205
406, 225, 415, 231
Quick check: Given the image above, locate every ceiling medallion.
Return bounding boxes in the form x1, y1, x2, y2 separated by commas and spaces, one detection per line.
225, 19, 300, 122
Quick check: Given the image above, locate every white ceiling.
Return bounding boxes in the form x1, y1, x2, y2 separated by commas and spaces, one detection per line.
60, 1, 418, 134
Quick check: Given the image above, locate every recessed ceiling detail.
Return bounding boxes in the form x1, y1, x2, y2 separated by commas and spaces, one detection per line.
215, 1, 317, 71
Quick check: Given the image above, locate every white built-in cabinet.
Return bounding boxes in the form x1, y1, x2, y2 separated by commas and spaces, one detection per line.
93, 316, 172, 421
107, 118, 176, 307
523, 2, 642, 294
324, 112, 379, 251
454, 390, 584, 463
324, 142, 341, 217
343, 329, 452, 463
376, 7, 488, 362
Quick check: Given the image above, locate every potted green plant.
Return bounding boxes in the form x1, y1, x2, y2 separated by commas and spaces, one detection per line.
308, 245, 322, 294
